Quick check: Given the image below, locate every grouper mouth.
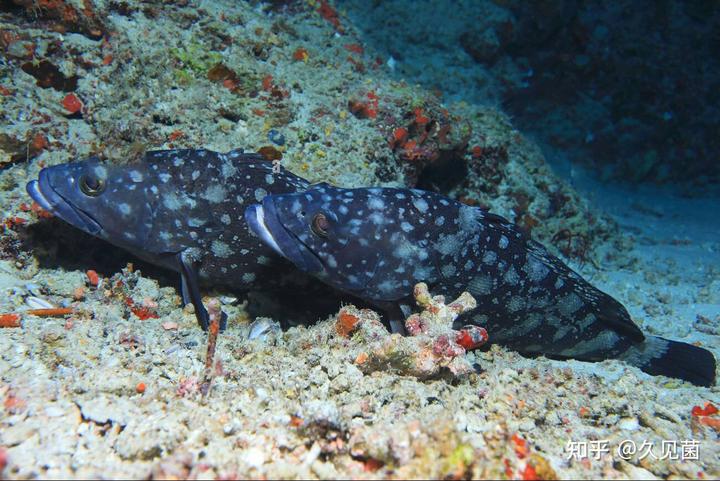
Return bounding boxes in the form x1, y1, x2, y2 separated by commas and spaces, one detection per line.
26, 170, 102, 236
245, 200, 324, 274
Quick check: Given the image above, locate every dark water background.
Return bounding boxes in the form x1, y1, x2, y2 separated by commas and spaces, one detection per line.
338, 0, 720, 191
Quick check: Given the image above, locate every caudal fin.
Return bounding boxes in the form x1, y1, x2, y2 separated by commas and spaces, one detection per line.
619, 336, 716, 387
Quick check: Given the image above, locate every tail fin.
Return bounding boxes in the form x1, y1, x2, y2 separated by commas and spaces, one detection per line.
619, 336, 716, 387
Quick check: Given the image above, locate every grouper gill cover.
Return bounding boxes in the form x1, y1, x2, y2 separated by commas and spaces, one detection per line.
246, 184, 716, 387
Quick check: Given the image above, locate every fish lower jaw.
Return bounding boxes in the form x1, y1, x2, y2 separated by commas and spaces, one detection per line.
26, 180, 54, 213
246, 204, 285, 258
26, 175, 102, 235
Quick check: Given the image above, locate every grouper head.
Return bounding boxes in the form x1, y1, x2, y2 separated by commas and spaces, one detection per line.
26, 156, 196, 267
245, 184, 434, 301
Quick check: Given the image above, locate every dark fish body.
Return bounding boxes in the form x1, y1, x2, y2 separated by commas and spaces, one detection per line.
246, 184, 716, 386
26, 149, 318, 329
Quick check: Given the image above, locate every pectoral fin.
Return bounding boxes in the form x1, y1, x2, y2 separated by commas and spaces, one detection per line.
374, 300, 408, 335
177, 251, 211, 331
177, 251, 228, 331
180, 274, 192, 307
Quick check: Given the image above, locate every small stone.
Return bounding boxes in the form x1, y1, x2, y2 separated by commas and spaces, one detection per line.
78, 396, 134, 426
618, 417, 640, 431
242, 447, 266, 469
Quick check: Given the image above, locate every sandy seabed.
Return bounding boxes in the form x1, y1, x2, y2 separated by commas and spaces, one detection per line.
0, 1, 718, 479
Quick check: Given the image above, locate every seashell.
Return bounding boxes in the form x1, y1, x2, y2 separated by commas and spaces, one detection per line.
219, 296, 237, 305
25, 296, 55, 310
247, 317, 281, 341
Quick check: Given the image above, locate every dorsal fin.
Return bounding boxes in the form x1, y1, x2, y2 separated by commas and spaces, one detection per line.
143, 149, 266, 165
225, 149, 266, 163
143, 149, 213, 163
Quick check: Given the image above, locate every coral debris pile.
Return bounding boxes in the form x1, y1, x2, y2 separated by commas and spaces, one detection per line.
337, 283, 487, 379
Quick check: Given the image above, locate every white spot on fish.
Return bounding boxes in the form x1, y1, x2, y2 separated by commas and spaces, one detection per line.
118, 203, 131, 215
370, 212, 384, 225
412, 197, 429, 213
255, 188, 267, 202
222, 161, 237, 178
468, 275, 493, 295
192, 170, 200, 181
327, 255, 337, 268
459, 205, 480, 230
560, 331, 620, 357
159, 173, 171, 183
504, 266, 520, 285
525, 255, 550, 282
129, 170, 143, 182
94, 165, 107, 179
211, 240, 232, 258
482, 251, 497, 264
265, 174, 275, 185
377, 280, 397, 293
221, 214, 231, 225
163, 192, 196, 210
242, 272, 256, 283
557, 293, 583, 317
202, 185, 226, 203
499, 235, 509, 249
401, 221, 413, 232
368, 196, 385, 210
507, 296, 526, 312
441, 264, 456, 277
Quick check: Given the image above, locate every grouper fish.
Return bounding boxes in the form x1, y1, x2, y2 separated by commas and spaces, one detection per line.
245, 184, 717, 386
26, 148, 322, 330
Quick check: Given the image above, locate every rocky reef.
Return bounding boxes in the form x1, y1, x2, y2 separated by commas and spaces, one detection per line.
0, 1, 718, 479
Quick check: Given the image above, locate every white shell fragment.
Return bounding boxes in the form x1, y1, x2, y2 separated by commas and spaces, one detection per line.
247, 317, 281, 341
25, 296, 55, 310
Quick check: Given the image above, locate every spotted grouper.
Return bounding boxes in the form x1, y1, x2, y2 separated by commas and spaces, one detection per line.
245, 183, 716, 386
26, 149, 345, 330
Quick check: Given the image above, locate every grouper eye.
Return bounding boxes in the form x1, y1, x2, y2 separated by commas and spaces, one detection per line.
79, 174, 106, 196
311, 212, 329, 238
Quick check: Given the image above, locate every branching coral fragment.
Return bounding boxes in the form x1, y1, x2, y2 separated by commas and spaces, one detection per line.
343, 283, 487, 379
